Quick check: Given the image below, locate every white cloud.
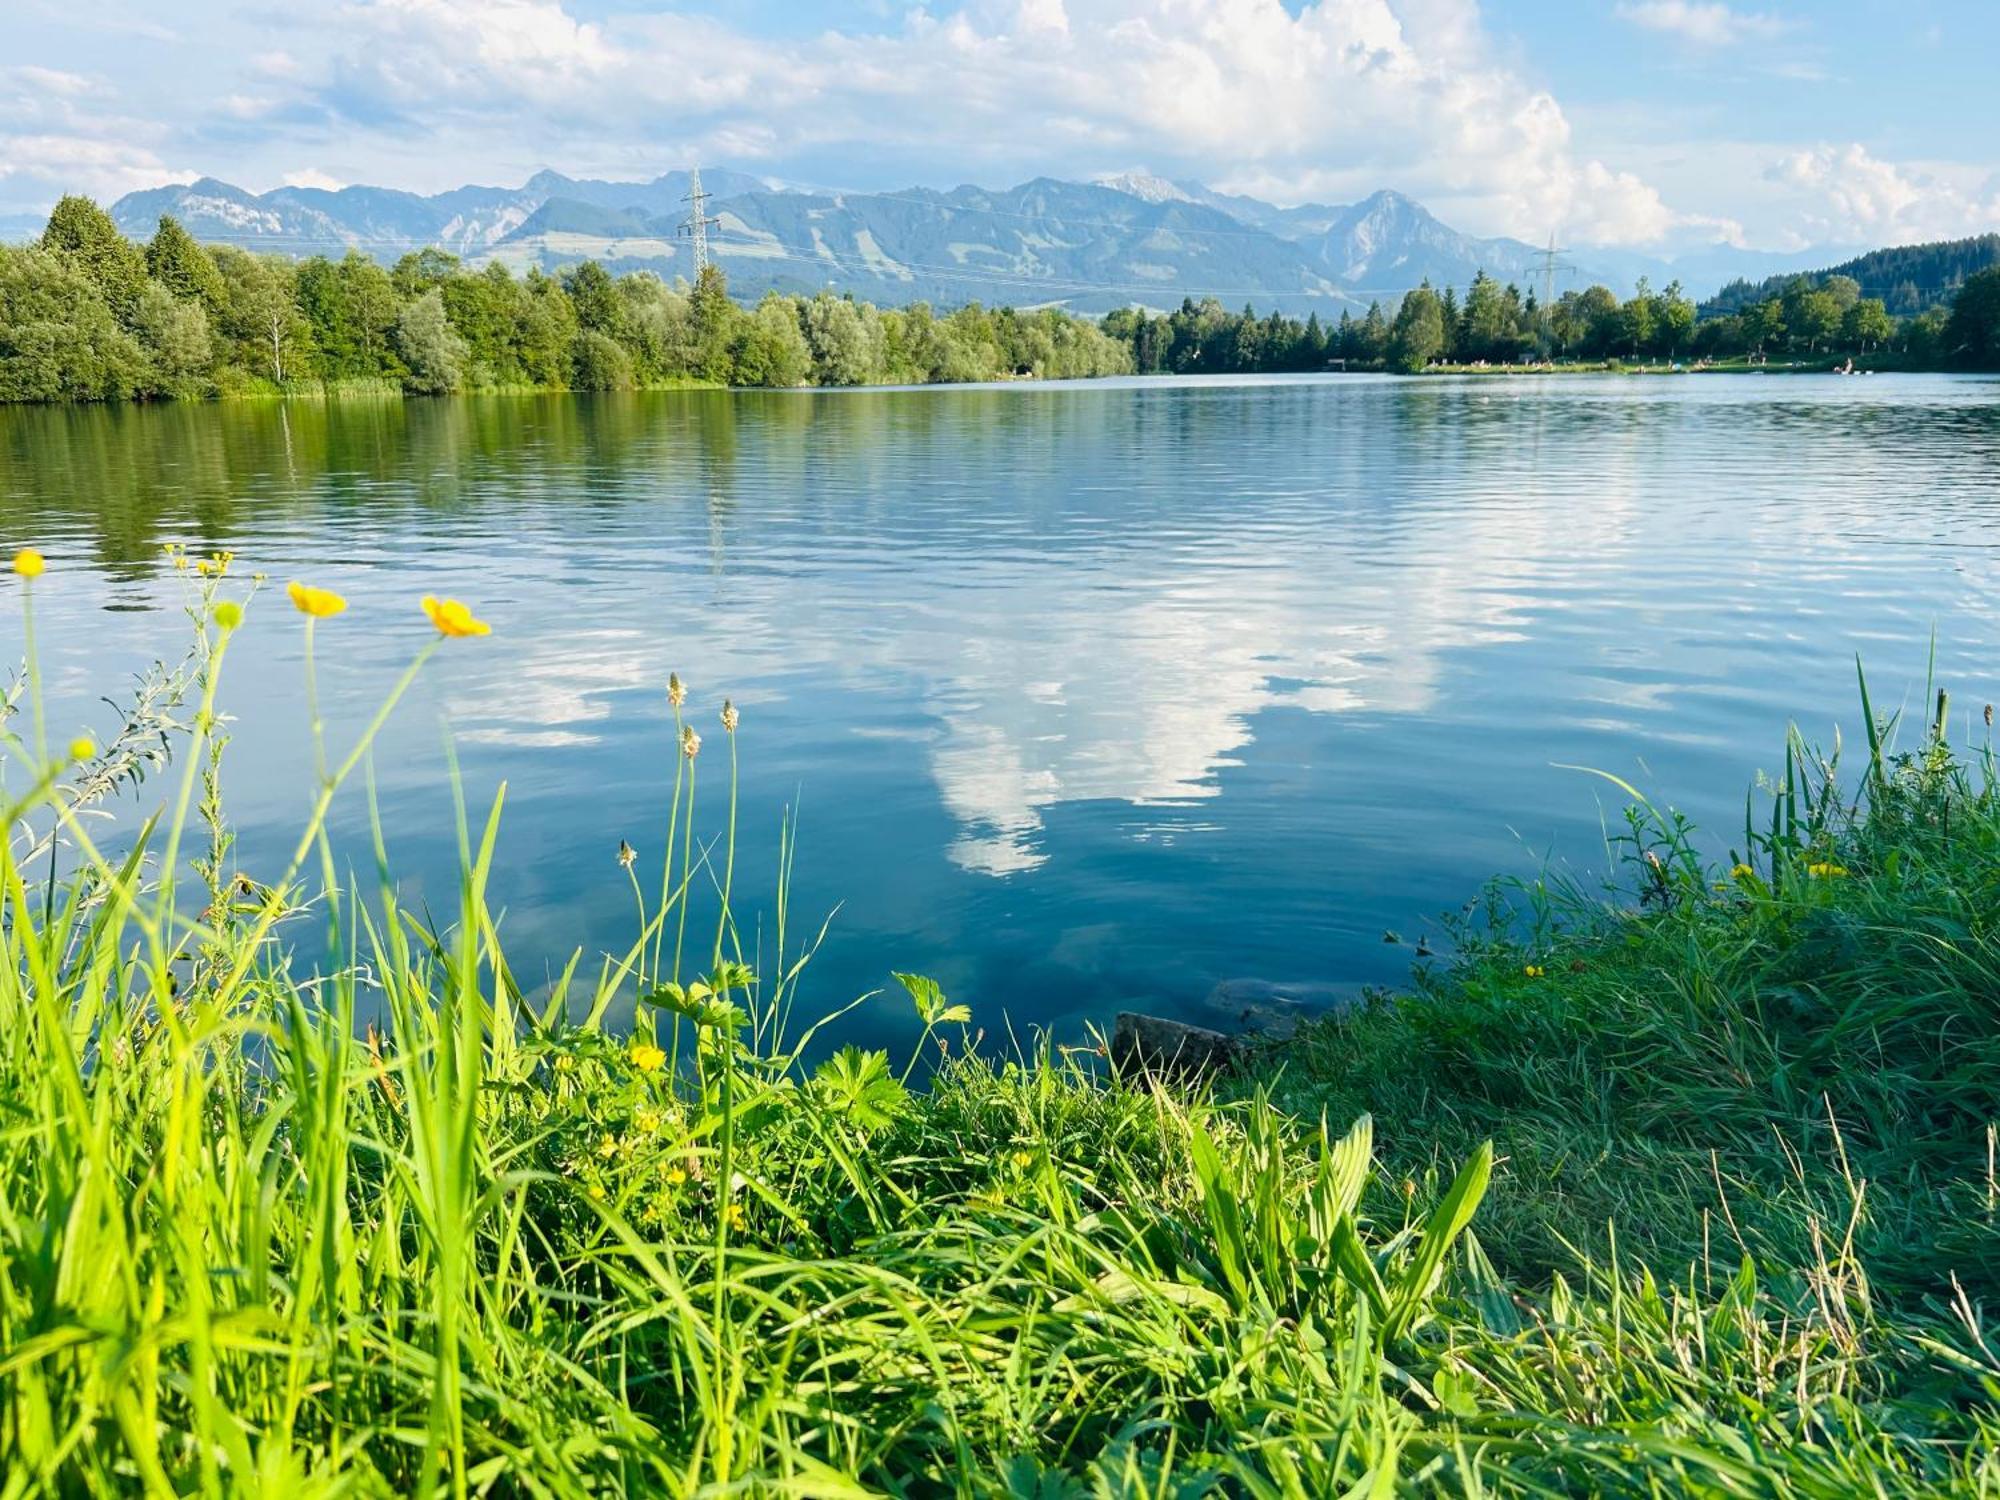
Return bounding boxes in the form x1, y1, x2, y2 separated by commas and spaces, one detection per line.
1768, 142, 2000, 245
0, 66, 192, 200
282, 168, 348, 191
1617, 1, 1791, 47
305, 0, 1694, 245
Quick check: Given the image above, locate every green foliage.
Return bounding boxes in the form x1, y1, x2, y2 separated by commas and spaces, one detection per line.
1389, 282, 1446, 371
0, 201, 1131, 405
144, 214, 226, 310
394, 287, 470, 394
40, 194, 149, 323
0, 581, 1994, 1492
1944, 265, 2000, 368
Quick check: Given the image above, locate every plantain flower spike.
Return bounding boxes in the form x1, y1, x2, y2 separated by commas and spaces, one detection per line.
721, 699, 738, 734
681, 725, 702, 760
667, 673, 686, 709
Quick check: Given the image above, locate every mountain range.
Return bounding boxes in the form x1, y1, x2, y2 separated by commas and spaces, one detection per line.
97, 168, 1838, 314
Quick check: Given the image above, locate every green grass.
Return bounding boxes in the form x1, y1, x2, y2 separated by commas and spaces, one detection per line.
2, 558, 1996, 1496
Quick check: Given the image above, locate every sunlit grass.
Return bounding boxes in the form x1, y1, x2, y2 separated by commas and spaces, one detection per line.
0, 553, 1995, 1495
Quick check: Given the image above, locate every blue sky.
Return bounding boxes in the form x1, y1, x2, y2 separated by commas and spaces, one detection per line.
3, 0, 1997, 251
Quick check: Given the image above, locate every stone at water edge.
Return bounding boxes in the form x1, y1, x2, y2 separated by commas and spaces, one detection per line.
1110, 1012, 1246, 1080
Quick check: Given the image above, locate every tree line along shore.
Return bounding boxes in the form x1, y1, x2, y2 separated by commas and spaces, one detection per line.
3, 195, 1998, 404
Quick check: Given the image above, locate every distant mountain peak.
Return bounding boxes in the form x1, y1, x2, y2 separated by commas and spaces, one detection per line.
87, 165, 1835, 310
1093, 171, 1195, 204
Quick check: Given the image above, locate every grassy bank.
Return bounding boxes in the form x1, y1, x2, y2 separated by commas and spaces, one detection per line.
2, 556, 1996, 1495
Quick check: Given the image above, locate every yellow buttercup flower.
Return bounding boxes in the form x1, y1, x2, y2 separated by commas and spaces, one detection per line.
421, 595, 490, 638
12, 548, 45, 579
629, 1042, 667, 1074
664, 1165, 688, 1187
724, 1202, 748, 1232
287, 580, 348, 618
1807, 862, 1849, 879
1523, 964, 1546, 978
1730, 863, 1754, 880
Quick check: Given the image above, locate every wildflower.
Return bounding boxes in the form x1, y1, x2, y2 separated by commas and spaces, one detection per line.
1011, 1150, 1034, 1170
598, 1133, 620, 1160
664, 1165, 688, 1187
587, 1183, 608, 1203
667, 672, 686, 708
721, 699, 739, 734
629, 1042, 667, 1074
618, 838, 636, 869
681, 726, 702, 760
724, 1202, 748, 1232
212, 600, 244, 632
1523, 964, 1545, 978
554, 1053, 577, 1074
68, 736, 96, 761
633, 1105, 664, 1133
13, 548, 45, 578
1730, 863, 1755, 880
287, 580, 347, 618
1807, 862, 1849, 879
420, 595, 490, 638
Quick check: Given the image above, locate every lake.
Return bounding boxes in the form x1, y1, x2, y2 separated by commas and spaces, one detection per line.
3, 373, 1998, 1051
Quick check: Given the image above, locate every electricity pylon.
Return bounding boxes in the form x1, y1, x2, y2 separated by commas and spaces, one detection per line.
679, 165, 720, 275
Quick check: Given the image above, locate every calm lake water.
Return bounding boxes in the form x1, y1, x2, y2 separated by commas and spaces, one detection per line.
4, 373, 1999, 1050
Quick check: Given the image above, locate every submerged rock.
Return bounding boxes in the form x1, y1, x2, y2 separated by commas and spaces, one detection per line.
1110, 1012, 1245, 1079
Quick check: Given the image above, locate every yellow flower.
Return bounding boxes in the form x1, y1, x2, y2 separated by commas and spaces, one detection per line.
629, 1042, 667, 1074
68, 736, 96, 761
724, 1202, 747, 1232
598, 1133, 620, 1160
213, 600, 244, 632
287, 580, 348, 618
664, 1165, 688, 1187
1523, 964, 1545, 978
421, 595, 490, 638
1011, 1150, 1034, 1170
1807, 862, 1849, 879
1730, 863, 1755, 880
587, 1183, 608, 1203
12, 548, 45, 578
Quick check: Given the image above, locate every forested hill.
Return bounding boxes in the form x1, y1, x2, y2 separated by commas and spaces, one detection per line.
1701, 234, 2000, 319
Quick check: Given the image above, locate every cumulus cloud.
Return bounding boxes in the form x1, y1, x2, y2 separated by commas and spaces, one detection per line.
298, 0, 1692, 245
1617, 1, 1791, 47
0, 65, 193, 201
1768, 142, 2000, 245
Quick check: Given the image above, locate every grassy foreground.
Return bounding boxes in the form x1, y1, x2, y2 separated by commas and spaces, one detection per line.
2, 558, 1997, 1496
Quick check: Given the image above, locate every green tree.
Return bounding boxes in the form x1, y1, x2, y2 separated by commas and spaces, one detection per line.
570, 329, 636, 391
0, 245, 150, 401
211, 247, 311, 385
563, 261, 623, 336
1840, 299, 1893, 354
731, 294, 811, 387
1943, 266, 2000, 368
144, 216, 226, 311
1388, 284, 1445, 373
394, 288, 468, 394
40, 196, 149, 324
1655, 281, 1695, 358
130, 282, 214, 396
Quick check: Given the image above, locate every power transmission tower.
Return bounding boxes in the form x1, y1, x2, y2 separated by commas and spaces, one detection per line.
1536, 231, 1571, 358
1538, 232, 1571, 313
679, 165, 720, 276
